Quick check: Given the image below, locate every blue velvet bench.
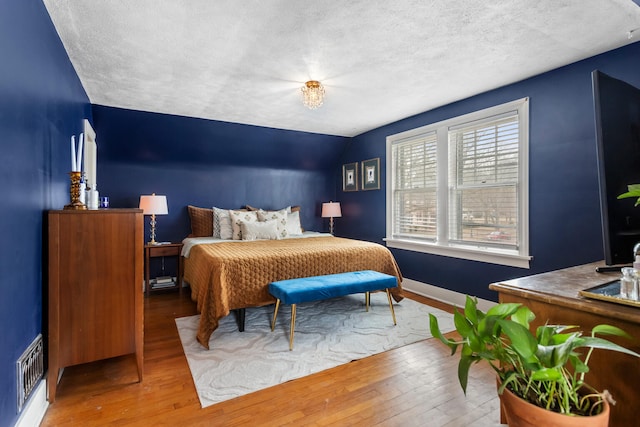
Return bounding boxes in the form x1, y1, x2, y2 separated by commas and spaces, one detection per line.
268, 270, 398, 350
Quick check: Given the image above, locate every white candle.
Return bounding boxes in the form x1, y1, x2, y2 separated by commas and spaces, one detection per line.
71, 135, 76, 171
77, 133, 84, 172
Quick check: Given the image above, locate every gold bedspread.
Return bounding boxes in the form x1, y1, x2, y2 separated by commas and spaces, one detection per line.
183, 236, 404, 349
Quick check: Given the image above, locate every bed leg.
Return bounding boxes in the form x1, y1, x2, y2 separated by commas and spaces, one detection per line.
235, 308, 246, 332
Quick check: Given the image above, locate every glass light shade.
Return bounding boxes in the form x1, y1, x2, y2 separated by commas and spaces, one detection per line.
301, 80, 325, 109
322, 201, 342, 218
139, 194, 168, 215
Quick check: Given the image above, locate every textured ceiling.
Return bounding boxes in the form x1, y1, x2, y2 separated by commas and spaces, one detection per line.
44, 0, 640, 137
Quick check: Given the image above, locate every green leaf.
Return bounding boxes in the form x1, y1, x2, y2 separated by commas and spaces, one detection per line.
592, 324, 633, 339
463, 295, 478, 325
486, 303, 521, 318
457, 354, 474, 395
535, 343, 555, 367
572, 355, 589, 374
577, 336, 640, 358
467, 330, 483, 353
536, 324, 553, 346
511, 305, 535, 328
550, 332, 576, 345
542, 334, 578, 367
429, 313, 457, 353
530, 367, 563, 381
454, 310, 473, 338
497, 319, 537, 359
617, 184, 640, 199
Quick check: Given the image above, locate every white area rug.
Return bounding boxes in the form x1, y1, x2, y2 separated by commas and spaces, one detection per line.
175, 293, 455, 408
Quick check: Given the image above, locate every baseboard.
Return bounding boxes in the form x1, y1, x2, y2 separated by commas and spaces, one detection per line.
402, 278, 495, 312
15, 379, 48, 427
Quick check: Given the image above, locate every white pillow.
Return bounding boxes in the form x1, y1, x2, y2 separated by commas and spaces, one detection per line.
229, 210, 259, 240
257, 208, 288, 239
213, 207, 235, 240
240, 219, 280, 241
247, 205, 292, 214
285, 210, 303, 235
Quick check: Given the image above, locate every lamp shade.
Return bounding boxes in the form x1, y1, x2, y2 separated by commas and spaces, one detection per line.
321, 201, 342, 218
139, 194, 168, 215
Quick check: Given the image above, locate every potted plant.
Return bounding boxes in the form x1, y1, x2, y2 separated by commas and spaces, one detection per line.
429, 296, 640, 426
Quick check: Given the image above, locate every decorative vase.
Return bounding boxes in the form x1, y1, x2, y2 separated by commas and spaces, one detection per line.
499, 384, 610, 427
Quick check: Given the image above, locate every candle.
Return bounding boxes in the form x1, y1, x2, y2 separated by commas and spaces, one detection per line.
77, 133, 83, 172
71, 135, 76, 172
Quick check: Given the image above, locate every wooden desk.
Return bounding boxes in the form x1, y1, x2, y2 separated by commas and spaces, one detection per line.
489, 262, 640, 427
144, 243, 183, 296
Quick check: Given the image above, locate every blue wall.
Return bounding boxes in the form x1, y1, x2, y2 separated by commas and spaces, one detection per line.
2, 3, 639, 424
92, 106, 350, 242
338, 42, 640, 301
0, 1, 90, 425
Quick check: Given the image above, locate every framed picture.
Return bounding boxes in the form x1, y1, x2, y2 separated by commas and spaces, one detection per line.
361, 158, 380, 190
342, 162, 358, 192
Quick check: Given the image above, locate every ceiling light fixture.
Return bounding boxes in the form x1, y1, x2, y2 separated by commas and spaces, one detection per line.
301, 80, 325, 109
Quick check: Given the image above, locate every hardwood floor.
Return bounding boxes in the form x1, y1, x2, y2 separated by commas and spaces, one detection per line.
41, 290, 502, 426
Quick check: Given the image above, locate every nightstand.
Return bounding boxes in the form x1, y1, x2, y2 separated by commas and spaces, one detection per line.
144, 243, 183, 296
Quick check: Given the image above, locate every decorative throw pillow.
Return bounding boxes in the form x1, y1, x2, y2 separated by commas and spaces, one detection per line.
212, 207, 235, 240
229, 210, 259, 240
291, 206, 304, 231
285, 210, 303, 235
240, 219, 280, 241
257, 208, 288, 239
246, 205, 292, 213
187, 205, 213, 237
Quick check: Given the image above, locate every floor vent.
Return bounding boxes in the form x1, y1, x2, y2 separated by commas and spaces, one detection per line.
16, 334, 44, 413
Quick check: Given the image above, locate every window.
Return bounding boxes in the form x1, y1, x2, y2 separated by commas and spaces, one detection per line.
385, 98, 530, 268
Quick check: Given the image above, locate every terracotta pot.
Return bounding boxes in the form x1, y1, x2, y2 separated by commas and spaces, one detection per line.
500, 385, 610, 427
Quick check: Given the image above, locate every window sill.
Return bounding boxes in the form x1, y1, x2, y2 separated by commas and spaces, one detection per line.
384, 238, 531, 269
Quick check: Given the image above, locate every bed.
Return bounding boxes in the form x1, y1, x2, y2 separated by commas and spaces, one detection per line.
182, 206, 404, 349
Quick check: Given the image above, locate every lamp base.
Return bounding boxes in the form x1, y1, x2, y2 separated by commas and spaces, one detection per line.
148, 214, 158, 245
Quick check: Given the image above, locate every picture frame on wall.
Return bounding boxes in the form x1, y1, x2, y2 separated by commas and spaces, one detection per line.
361, 158, 380, 190
342, 162, 358, 192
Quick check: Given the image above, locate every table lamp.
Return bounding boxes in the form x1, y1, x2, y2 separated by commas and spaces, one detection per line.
139, 193, 168, 245
321, 201, 342, 235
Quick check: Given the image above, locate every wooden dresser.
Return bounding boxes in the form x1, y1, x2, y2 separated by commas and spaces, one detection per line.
490, 262, 640, 427
47, 209, 144, 402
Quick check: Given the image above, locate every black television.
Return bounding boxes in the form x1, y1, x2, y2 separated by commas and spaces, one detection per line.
593, 70, 640, 266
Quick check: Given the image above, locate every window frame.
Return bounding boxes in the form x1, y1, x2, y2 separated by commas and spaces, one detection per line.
385, 98, 531, 269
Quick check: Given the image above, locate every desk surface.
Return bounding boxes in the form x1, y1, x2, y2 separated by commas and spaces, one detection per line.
489, 261, 640, 324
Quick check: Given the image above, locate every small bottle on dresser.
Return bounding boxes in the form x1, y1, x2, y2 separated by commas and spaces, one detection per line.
620, 267, 635, 299
633, 256, 640, 300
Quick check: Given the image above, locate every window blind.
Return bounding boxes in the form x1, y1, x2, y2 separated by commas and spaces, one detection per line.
392, 132, 438, 239
448, 113, 519, 248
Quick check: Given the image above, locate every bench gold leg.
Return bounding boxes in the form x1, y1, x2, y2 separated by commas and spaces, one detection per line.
289, 304, 296, 351
386, 289, 397, 325
365, 292, 370, 311
271, 299, 281, 331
